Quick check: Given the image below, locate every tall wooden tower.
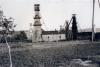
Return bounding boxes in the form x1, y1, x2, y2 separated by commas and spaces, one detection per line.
32, 4, 42, 42
72, 14, 78, 40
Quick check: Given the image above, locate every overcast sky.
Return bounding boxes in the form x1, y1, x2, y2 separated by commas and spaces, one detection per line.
0, 0, 100, 31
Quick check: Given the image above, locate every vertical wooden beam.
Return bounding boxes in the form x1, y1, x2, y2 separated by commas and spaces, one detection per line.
92, 0, 95, 42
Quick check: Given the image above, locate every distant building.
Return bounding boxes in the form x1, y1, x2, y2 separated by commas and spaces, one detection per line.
42, 30, 66, 42
26, 4, 100, 42
78, 28, 100, 40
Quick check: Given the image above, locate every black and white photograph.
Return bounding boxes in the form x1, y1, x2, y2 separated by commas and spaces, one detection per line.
0, 0, 100, 67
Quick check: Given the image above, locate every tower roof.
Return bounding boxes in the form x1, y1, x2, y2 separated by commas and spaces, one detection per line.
34, 4, 40, 6
34, 4, 40, 11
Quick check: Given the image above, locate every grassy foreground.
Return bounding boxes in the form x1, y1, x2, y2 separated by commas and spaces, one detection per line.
0, 41, 100, 67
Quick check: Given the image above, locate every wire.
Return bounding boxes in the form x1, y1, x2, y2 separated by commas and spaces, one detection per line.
62, 21, 67, 29
77, 22, 82, 32
68, 17, 73, 28
38, 12, 48, 31
41, 18, 48, 31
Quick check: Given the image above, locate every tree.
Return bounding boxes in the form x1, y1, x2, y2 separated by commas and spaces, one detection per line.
1, 17, 16, 33
19, 31, 27, 40
0, 16, 16, 67
14, 31, 27, 41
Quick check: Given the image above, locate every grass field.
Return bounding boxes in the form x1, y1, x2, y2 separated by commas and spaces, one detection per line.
0, 41, 100, 67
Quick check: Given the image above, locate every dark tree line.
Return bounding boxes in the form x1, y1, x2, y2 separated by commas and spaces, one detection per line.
14, 31, 27, 41
0, 16, 28, 42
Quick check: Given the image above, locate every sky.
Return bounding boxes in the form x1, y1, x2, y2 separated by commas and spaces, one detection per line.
0, 0, 100, 31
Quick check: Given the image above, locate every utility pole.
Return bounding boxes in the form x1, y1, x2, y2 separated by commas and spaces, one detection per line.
92, 0, 95, 42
